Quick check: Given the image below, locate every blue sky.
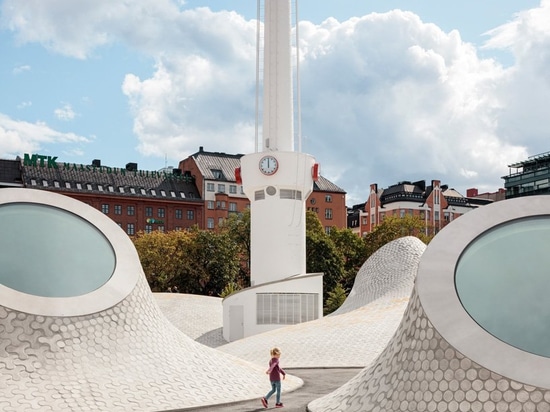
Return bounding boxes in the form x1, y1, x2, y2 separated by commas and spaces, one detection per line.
1, 0, 549, 205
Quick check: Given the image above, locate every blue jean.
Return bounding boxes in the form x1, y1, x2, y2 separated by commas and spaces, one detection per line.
265, 380, 282, 404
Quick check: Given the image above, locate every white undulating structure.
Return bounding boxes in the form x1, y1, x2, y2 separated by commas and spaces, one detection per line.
0, 189, 303, 411
309, 196, 550, 411
223, 0, 322, 341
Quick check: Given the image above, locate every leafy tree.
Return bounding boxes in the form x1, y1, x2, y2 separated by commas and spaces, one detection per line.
305, 211, 345, 304
220, 209, 251, 288
180, 227, 240, 296
328, 226, 368, 292
364, 215, 431, 258
133, 230, 191, 292
324, 283, 347, 315
133, 227, 240, 296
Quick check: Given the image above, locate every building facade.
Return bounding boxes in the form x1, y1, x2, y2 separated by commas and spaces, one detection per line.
1, 154, 203, 236
348, 179, 493, 237
179, 147, 347, 233
502, 151, 550, 199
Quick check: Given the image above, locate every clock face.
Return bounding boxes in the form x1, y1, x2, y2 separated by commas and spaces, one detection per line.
259, 155, 279, 175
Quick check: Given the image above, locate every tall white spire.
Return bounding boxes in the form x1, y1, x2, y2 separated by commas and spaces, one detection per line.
262, 0, 294, 152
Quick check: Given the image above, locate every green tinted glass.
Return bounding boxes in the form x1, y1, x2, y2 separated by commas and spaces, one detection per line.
0, 203, 116, 297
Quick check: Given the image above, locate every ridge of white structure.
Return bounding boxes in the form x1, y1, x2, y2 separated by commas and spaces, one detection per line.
223, 0, 321, 341
0, 189, 303, 411
160, 237, 424, 369
309, 196, 550, 412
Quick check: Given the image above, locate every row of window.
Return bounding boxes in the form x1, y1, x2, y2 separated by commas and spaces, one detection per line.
101, 204, 195, 220
307, 207, 333, 219
30, 178, 195, 198
117, 223, 182, 235
206, 182, 243, 194
309, 195, 333, 204
207, 200, 239, 211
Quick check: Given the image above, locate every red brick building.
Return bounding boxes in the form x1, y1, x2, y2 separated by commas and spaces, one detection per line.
179, 147, 347, 232
5, 154, 203, 235
348, 179, 494, 237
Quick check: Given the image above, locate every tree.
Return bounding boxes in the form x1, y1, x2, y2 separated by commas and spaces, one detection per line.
324, 283, 347, 315
306, 211, 345, 305
219, 209, 251, 288
364, 215, 431, 258
133, 227, 240, 297
328, 226, 368, 292
133, 230, 191, 292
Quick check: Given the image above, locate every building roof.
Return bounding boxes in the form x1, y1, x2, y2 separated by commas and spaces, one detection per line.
19, 158, 202, 201
189, 147, 243, 182
313, 175, 346, 193
189, 147, 346, 193
0, 159, 23, 187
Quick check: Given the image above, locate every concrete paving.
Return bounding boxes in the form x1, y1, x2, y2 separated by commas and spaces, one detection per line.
178, 368, 362, 412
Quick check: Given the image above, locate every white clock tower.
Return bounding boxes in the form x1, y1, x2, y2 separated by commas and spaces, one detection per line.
223, 0, 323, 341
240, 0, 317, 285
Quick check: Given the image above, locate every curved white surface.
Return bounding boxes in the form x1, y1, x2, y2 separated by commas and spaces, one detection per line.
0, 188, 139, 316
417, 195, 550, 388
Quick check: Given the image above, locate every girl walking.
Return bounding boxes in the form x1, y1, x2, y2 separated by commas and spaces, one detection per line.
261, 347, 286, 408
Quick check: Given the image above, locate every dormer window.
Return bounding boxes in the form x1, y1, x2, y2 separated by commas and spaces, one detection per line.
211, 169, 224, 180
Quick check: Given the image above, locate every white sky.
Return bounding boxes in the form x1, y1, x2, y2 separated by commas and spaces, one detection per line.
1, 0, 549, 205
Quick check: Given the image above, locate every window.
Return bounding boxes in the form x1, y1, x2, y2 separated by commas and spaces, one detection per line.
325, 195, 332, 203
170, 191, 176, 197
127, 206, 135, 216
98, 185, 103, 191
127, 223, 135, 235
76, 183, 82, 190
187, 210, 194, 220
42, 180, 48, 187
31, 179, 37, 186
218, 184, 226, 193
65, 182, 71, 189
119, 187, 125, 193
211, 169, 224, 180
175, 209, 182, 219
108, 185, 114, 192
145, 207, 153, 217
114, 205, 122, 215
54, 181, 60, 188
207, 183, 215, 192
325, 226, 332, 234
145, 225, 153, 234
325, 208, 333, 220
140, 188, 146, 195
229, 185, 237, 194
130, 188, 136, 194
158, 226, 165, 233
158, 208, 165, 218
160, 190, 166, 197
207, 218, 215, 229
229, 202, 237, 212
207, 201, 215, 210
218, 217, 224, 226
101, 204, 109, 214
257, 293, 319, 325
400, 210, 406, 218
435, 211, 440, 221
362, 217, 367, 225
150, 189, 156, 196
216, 201, 226, 209
86, 183, 92, 190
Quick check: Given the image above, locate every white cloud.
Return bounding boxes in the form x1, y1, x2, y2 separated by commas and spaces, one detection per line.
0, 114, 89, 158
2, 1, 549, 204
12, 64, 30, 74
54, 104, 77, 121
